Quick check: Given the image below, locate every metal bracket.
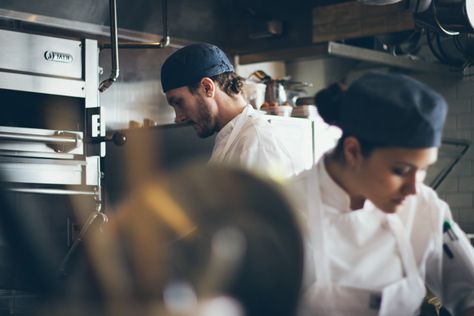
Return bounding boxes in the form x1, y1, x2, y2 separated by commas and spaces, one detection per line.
86, 107, 106, 157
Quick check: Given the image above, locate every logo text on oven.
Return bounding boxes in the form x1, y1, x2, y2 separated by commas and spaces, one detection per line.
44, 51, 73, 63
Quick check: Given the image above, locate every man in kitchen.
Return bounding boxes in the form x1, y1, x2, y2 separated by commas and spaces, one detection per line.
160, 43, 296, 178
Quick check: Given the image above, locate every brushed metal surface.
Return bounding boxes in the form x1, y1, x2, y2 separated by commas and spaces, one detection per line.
7, 188, 97, 196
0, 71, 86, 98
0, 161, 82, 185
84, 39, 99, 108
0, 29, 82, 79
327, 41, 458, 75
0, 126, 83, 156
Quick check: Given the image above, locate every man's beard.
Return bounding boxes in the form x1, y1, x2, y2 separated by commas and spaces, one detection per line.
194, 97, 216, 138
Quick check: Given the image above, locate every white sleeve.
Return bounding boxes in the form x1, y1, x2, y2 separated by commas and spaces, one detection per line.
426, 198, 474, 315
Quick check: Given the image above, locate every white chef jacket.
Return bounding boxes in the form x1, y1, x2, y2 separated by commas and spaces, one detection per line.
209, 105, 296, 178
291, 157, 474, 315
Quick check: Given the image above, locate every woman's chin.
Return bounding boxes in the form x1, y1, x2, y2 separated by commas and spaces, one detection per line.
379, 201, 404, 214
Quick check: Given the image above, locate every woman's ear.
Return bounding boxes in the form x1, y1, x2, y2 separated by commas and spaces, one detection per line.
343, 137, 363, 167
200, 77, 216, 98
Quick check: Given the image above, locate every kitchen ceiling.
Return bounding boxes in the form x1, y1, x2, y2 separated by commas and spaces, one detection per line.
4, 0, 458, 66
0, 0, 354, 49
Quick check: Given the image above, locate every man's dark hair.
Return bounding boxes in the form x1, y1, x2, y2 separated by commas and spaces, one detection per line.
189, 72, 244, 97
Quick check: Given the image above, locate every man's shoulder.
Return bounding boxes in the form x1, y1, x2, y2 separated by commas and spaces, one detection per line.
239, 114, 273, 136
246, 112, 271, 125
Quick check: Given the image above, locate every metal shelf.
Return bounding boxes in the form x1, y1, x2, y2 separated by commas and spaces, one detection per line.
327, 41, 460, 75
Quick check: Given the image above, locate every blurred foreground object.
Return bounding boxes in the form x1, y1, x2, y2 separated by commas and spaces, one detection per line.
1, 165, 304, 316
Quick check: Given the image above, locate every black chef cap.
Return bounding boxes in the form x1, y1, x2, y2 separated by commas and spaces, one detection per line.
338, 72, 447, 148
161, 43, 234, 93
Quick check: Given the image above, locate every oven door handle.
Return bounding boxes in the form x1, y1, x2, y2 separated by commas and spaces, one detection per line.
5, 187, 97, 196
0, 130, 81, 153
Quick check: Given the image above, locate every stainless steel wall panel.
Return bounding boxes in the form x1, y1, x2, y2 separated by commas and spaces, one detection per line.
99, 48, 175, 129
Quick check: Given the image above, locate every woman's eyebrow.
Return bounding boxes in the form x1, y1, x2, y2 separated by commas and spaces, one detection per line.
392, 161, 415, 167
392, 161, 434, 169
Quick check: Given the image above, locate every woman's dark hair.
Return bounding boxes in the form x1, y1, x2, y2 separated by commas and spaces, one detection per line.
314, 82, 345, 127
332, 135, 391, 160
315, 81, 389, 159
189, 71, 244, 96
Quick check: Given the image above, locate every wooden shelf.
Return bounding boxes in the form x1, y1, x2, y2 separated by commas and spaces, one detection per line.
312, 2, 415, 43
237, 44, 329, 65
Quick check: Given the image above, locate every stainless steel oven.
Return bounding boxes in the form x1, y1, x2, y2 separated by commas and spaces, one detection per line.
0, 28, 107, 306
0, 28, 103, 187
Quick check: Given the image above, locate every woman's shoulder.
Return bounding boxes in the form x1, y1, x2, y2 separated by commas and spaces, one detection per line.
291, 160, 322, 183
416, 183, 448, 208
287, 162, 323, 197
402, 183, 450, 226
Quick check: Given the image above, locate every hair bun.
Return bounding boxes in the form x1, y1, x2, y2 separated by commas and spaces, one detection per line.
315, 82, 346, 126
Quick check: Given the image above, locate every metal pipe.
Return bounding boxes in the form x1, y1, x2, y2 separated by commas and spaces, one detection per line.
99, 0, 170, 50
98, 0, 119, 93
161, 0, 169, 47
58, 209, 108, 276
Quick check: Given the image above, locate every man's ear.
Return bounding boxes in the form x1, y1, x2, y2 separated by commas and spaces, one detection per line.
201, 77, 216, 98
343, 136, 363, 167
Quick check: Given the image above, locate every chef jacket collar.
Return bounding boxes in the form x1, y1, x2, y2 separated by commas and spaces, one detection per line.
214, 105, 254, 144
214, 114, 236, 145
319, 156, 379, 213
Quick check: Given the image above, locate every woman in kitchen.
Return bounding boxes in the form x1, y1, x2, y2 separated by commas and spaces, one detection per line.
292, 72, 474, 316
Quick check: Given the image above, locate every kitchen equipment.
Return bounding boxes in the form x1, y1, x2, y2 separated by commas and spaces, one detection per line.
292, 96, 318, 119
248, 70, 313, 107
292, 105, 318, 119
249, 70, 288, 105
416, 0, 474, 35
242, 81, 267, 109
0, 28, 113, 295
264, 79, 288, 105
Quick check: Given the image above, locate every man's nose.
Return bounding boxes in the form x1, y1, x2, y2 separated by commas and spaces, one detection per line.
174, 111, 187, 123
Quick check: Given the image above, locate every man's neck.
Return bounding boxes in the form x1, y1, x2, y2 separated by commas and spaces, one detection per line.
216, 93, 247, 130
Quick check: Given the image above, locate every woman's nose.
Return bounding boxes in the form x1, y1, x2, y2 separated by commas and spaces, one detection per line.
402, 173, 418, 196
